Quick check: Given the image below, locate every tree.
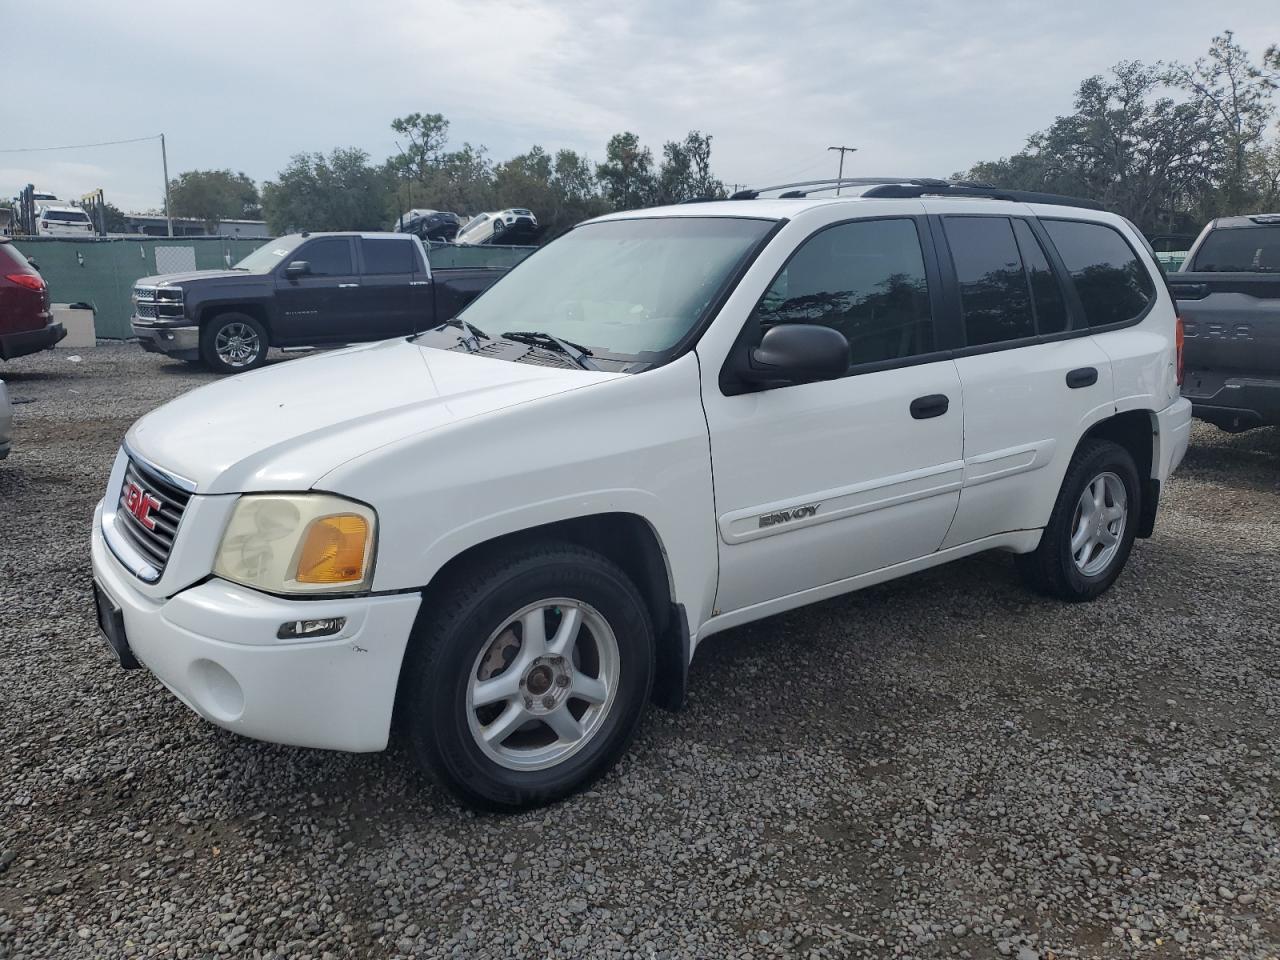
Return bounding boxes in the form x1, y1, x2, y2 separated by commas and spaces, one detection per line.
657, 131, 726, 204
1164, 31, 1278, 212
260, 148, 392, 233
101, 201, 130, 233
167, 169, 261, 228
597, 132, 657, 210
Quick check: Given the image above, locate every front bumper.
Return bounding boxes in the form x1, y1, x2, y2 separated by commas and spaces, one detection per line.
91, 504, 421, 752
0, 322, 66, 360
132, 322, 200, 360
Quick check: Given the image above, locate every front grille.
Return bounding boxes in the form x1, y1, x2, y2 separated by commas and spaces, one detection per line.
132, 285, 183, 323
135, 301, 158, 319
115, 457, 191, 575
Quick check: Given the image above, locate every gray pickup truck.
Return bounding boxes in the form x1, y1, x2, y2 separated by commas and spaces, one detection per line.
1170, 214, 1280, 432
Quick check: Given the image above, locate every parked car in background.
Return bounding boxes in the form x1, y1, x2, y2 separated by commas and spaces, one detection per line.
92, 181, 1190, 811
455, 208, 539, 245
130, 231, 508, 373
1171, 213, 1280, 432
0, 238, 65, 359
394, 209, 463, 242
35, 203, 94, 237
0, 378, 11, 460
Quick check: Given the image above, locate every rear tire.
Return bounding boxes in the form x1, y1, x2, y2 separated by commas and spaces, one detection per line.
402, 542, 655, 811
199, 313, 268, 375
1018, 439, 1141, 602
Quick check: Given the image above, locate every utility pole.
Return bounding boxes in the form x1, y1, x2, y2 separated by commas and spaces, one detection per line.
827, 145, 857, 195
160, 133, 173, 237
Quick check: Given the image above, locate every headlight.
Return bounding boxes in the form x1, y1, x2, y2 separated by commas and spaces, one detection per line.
213, 494, 377, 595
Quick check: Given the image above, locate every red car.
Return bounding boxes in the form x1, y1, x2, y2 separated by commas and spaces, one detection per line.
0, 239, 65, 359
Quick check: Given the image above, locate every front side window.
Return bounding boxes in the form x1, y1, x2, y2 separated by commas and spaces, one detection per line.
297, 238, 353, 276
1191, 225, 1280, 272
1043, 220, 1155, 327
752, 218, 934, 367
362, 238, 415, 275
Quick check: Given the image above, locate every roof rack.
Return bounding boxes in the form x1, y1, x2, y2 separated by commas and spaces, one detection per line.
730, 177, 1103, 211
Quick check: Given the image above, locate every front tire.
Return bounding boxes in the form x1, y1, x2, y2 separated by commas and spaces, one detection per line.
402, 542, 655, 811
199, 313, 268, 375
1018, 439, 1141, 602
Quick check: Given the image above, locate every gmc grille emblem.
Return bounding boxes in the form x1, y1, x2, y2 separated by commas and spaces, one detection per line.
124, 482, 162, 531
759, 503, 821, 528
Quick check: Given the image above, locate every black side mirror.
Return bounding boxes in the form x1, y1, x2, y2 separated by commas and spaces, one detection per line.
27, 258, 39, 272
737, 324, 849, 387
285, 260, 310, 278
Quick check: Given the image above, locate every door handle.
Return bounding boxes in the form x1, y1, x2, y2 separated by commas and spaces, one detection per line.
1066, 367, 1098, 389
909, 394, 950, 420
338, 283, 360, 289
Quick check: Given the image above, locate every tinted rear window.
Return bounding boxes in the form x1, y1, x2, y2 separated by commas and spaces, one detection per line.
362, 238, 415, 275
1043, 220, 1155, 327
1191, 225, 1280, 272
945, 217, 1035, 345
43, 210, 90, 223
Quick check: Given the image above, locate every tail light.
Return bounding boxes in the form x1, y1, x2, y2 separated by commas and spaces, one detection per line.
5, 273, 45, 292
1175, 316, 1185, 386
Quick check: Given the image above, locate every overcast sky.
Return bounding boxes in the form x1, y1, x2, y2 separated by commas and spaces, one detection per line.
3, 1, 1278, 213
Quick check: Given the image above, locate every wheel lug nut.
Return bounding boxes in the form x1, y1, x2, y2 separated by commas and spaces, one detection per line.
542, 695, 556, 709
555, 674, 570, 688
524, 695, 535, 709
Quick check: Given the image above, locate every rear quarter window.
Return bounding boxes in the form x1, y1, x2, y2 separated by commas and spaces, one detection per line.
1042, 220, 1155, 327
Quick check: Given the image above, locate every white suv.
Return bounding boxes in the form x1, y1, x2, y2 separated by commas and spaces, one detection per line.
90, 179, 1192, 810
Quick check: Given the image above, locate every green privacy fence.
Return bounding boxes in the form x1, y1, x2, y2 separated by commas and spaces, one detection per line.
10, 236, 264, 339
9, 237, 537, 339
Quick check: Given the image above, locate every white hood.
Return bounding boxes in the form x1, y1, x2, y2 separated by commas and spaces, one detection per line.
126, 338, 620, 495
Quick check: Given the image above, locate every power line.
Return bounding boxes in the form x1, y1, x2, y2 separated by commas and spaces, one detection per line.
0, 134, 161, 154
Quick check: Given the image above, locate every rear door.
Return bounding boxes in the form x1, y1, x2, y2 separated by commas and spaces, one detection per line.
273, 236, 361, 344
356, 236, 420, 339
933, 209, 1116, 548
700, 211, 966, 615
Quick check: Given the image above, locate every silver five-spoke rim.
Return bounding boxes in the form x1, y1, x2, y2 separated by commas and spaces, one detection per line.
466, 598, 619, 771
215, 322, 261, 367
1071, 471, 1127, 576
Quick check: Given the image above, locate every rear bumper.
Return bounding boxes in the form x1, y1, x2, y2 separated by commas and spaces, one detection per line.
1183, 375, 1280, 431
133, 322, 200, 360
0, 322, 66, 360
91, 504, 422, 752
1156, 397, 1193, 480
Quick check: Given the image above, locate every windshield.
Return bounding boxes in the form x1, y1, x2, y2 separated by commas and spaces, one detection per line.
449, 217, 775, 358
234, 235, 307, 272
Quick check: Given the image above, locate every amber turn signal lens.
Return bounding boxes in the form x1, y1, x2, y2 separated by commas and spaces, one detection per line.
295, 514, 370, 585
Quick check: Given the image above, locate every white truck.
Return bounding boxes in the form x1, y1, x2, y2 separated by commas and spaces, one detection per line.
91, 178, 1191, 810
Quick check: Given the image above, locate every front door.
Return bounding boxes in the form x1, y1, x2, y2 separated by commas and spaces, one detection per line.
701, 215, 965, 615
274, 236, 362, 344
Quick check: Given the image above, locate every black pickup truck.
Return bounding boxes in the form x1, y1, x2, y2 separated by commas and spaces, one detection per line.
131, 232, 507, 373
1170, 214, 1280, 432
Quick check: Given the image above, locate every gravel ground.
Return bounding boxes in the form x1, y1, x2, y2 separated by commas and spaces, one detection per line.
1, 343, 1278, 960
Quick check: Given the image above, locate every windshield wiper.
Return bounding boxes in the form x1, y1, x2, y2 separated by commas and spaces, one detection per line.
502, 330, 600, 370
425, 316, 490, 352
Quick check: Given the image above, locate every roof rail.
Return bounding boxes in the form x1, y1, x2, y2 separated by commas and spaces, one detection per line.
729, 176, 1103, 211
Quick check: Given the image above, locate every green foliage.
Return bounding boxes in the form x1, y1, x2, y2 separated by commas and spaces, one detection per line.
101, 201, 130, 233
596, 132, 657, 210
168, 169, 261, 228
261, 148, 393, 234
961, 33, 1280, 234
657, 131, 727, 205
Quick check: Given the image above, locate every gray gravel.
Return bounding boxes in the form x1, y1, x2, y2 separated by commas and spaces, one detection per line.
2, 343, 1278, 959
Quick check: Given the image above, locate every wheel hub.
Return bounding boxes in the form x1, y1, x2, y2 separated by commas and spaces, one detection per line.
520, 656, 571, 713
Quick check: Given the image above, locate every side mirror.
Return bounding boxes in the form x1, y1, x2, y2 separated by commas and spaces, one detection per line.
738, 324, 849, 386
285, 260, 310, 278
27, 258, 39, 272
